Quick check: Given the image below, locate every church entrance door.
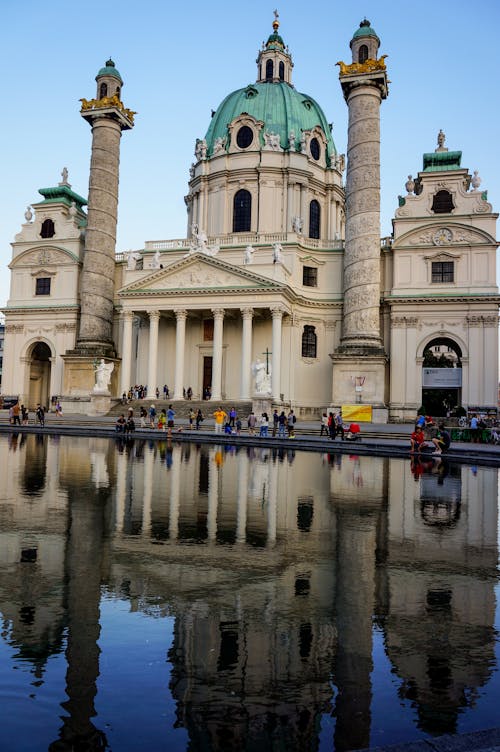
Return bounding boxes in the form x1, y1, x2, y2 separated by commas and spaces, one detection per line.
203, 356, 213, 399
28, 342, 51, 410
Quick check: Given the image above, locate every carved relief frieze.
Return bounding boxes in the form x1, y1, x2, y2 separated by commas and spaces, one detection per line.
55, 322, 77, 332
391, 316, 419, 328
5, 324, 24, 334
466, 315, 498, 327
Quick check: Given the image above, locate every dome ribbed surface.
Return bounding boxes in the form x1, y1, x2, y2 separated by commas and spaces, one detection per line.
204, 81, 336, 163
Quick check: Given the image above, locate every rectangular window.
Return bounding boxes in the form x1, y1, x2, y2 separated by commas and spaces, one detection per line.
431, 261, 454, 283
203, 319, 214, 341
35, 277, 51, 295
302, 266, 318, 287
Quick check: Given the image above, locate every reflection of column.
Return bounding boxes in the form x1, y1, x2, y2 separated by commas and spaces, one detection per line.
169, 445, 181, 540
267, 458, 278, 546
207, 450, 219, 540
142, 445, 154, 537
211, 308, 224, 401
236, 452, 249, 543
173, 309, 187, 400
240, 308, 253, 399
114, 451, 128, 533
51, 485, 110, 748
147, 310, 160, 394
271, 307, 283, 401
334, 511, 377, 751
120, 310, 134, 396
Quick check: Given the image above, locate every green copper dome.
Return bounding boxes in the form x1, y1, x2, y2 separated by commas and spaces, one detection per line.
266, 31, 285, 49
96, 58, 123, 83
205, 82, 337, 164
352, 19, 379, 42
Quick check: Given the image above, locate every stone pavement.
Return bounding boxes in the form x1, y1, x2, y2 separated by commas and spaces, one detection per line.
358, 727, 500, 752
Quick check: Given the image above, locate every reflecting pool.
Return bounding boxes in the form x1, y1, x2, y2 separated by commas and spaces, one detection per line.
0, 433, 499, 751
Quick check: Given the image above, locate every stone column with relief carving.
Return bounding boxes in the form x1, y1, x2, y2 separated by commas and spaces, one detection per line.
331, 21, 389, 415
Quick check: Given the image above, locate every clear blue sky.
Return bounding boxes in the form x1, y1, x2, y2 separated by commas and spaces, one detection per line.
1, 0, 498, 310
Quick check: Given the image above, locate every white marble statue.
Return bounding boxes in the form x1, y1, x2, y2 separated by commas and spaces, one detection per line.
436, 129, 447, 152
93, 359, 114, 393
273, 242, 283, 263
292, 216, 303, 234
24, 206, 33, 222
125, 249, 142, 270
263, 131, 281, 150
300, 131, 307, 154
244, 245, 254, 264
69, 200, 78, 218
188, 224, 219, 256
59, 166, 70, 186
195, 138, 207, 160
288, 130, 296, 151
150, 250, 161, 269
213, 136, 226, 156
252, 358, 272, 394
189, 163, 195, 178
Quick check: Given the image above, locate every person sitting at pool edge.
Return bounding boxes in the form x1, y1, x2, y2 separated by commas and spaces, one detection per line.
432, 424, 451, 455
410, 425, 425, 453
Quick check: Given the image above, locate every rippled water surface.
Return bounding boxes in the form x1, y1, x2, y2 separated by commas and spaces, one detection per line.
0, 433, 499, 751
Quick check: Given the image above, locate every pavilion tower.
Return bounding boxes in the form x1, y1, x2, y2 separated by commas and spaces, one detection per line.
331, 20, 389, 417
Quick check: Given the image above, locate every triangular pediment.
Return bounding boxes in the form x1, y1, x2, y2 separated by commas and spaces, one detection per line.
118, 253, 283, 296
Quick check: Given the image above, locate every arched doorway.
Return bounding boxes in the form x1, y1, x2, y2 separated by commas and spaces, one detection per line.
421, 338, 462, 417
28, 342, 51, 409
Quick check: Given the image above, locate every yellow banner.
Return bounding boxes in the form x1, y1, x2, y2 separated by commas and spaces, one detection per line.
341, 404, 372, 422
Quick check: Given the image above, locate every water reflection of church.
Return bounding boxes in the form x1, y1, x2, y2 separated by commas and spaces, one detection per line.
0, 435, 498, 749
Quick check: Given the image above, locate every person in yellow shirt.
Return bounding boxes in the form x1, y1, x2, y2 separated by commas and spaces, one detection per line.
213, 407, 228, 434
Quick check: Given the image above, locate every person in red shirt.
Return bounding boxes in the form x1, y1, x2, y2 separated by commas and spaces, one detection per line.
410, 425, 425, 453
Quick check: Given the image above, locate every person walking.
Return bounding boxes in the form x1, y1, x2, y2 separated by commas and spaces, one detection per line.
167, 404, 175, 436
196, 408, 204, 429
12, 401, 21, 426
149, 404, 156, 428
189, 408, 195, 428
287, 409, 296, 438
140, 405, 147, 428
35, 404, 45, 427
335, 412, 344, 440
229, 406, 237, 427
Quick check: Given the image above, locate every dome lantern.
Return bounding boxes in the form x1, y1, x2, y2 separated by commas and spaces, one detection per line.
256, 11, 293, 85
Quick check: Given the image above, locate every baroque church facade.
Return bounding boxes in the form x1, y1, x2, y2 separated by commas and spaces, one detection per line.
2, 18, 498, 421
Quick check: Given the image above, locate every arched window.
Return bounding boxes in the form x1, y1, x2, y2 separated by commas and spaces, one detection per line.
266, 60, 273, 80
40, 219, 55, 238
279, 61, 285, 80
359, 44, 368, 64
99, 82, 108, 98
310, 137, 320, 161
236, 126, 253, 149
432, 190, 454, 214
309, 200, 320, 239
233, 190, 251, 232
302, 325, 317, 358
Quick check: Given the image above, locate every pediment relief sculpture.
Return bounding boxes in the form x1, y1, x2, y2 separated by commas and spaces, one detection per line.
394, 225, 493, 249
14, 247, 76, 267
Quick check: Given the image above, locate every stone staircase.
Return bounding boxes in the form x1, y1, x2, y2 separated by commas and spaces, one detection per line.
108, 398, 253, 419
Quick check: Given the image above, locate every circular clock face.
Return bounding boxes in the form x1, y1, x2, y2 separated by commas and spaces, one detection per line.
433, 228, 453, 245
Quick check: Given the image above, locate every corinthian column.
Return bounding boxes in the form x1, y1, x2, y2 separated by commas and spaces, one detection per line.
173, 309, 187, 400
211, 308, 224, 401
119, 310, 134, 396
271, 307, 283, 401
147, 311, 160, 394
240, 308, 253, 399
